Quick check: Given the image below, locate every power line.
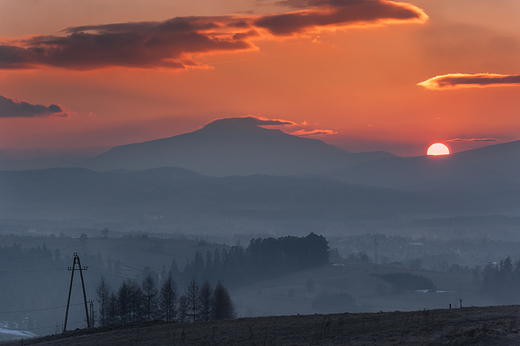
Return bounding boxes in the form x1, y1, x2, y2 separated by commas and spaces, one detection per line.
0, 303, 83, 314
0, 267, 66, 274
0, 245, 77, 261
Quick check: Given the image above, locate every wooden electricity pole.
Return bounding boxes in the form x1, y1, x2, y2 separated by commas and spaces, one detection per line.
63, 253, 90, 333
374, 235, 378, 265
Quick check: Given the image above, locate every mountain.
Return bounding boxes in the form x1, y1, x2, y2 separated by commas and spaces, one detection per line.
82, 117, 394, 176
333, 140, 520, 189
2, 166, 518, 228
0, 155, 90, 171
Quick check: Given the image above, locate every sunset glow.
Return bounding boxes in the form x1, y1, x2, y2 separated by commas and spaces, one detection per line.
427, 143, 450, 156
0, 0, 519, 157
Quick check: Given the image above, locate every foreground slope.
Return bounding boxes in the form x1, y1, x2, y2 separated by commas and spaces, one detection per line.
7, 305, 520, 346
83, 117, 393, 176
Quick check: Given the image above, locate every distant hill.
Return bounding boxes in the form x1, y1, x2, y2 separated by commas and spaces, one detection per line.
333, 140, 520, 189
82, 117, 394, 176
0, 155, 90, 171
2, 167, 519, 229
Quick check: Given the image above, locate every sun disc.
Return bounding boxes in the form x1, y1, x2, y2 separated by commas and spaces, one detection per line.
427, 143, 450, 156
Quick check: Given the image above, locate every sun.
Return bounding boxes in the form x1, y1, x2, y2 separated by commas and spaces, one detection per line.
427, 143, 450, 156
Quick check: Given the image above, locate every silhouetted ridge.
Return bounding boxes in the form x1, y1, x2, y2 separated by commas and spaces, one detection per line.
333, 139, 520, 189
82, 117, 393, 176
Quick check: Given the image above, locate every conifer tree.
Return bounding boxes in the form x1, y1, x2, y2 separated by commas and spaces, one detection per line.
159, 271, 178, 321
142, 274, 158, 321
118, 280, 132, 324
212, 281, 236, 320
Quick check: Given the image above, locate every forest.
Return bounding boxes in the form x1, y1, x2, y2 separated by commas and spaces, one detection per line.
182, 233, 330, 284
0, 232, 329, 335
95, 276, 235, 327
477, 256, 520, 304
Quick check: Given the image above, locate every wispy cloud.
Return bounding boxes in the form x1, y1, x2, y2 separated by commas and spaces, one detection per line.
0, 0, 427, 71
446, 137, 498, 142
203, 116, 338, 137
418, 73, 520, 90
290, 129, 337, 136
0, 95, 67, 118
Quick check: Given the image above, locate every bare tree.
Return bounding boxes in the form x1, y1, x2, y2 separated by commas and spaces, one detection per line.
108, 292, 118, 325
198, 280, 213, 321
185, 278, 200, 322
129, 280, 144, 322
96, 276, 111, 327
178, 295, 189, 323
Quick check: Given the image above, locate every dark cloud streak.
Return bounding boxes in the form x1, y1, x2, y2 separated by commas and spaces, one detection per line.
0, 16, 255, 70
0, 0, 427, 70
0, 95, 66, 118
257, 0, 427, 35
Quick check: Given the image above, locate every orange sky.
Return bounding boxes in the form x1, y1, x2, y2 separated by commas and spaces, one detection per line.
1, 0, 519, 158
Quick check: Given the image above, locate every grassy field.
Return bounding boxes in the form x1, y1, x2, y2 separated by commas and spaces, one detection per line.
231, 261, 496, 318
3, 305, 520, 345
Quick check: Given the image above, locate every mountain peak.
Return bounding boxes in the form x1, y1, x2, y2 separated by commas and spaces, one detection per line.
201, 116, 295, 131
83, 116, 394, 176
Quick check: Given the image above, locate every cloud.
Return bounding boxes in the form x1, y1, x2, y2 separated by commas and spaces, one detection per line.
203, 116, 296, 129
203, 117, 339, 138
0, 95, 67, 118
290, 129, 337, 136
0, 0, 427, 70
418, 73, 520, 90
255, 0, 428, 36
0, 16, 256, 70
446, 138, 498, 142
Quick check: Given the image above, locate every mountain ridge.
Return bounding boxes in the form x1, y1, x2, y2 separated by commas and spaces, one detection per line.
82, 117, 394, 176
332, 139, 520, 189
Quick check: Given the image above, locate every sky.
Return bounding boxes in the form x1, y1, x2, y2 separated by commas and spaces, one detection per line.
1, 0, 519, 158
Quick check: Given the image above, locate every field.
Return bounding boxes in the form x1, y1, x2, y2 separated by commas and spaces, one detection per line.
3, 305, 520, 345
231, 261, 496, 317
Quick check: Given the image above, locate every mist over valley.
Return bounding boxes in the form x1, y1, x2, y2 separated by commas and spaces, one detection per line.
1, 119, 520, 343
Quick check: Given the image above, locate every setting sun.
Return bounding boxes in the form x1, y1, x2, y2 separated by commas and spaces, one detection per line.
427, 143, 450, 156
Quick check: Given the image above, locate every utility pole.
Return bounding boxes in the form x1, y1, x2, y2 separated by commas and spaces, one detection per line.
89, 299, 95, 328
374, 235, 378, 265
63, 253, 90, 333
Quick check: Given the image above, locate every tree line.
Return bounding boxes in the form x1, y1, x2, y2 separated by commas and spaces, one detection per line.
96, 273, 236, 327
182, 233, 329, 284
476, 256, 520, 304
